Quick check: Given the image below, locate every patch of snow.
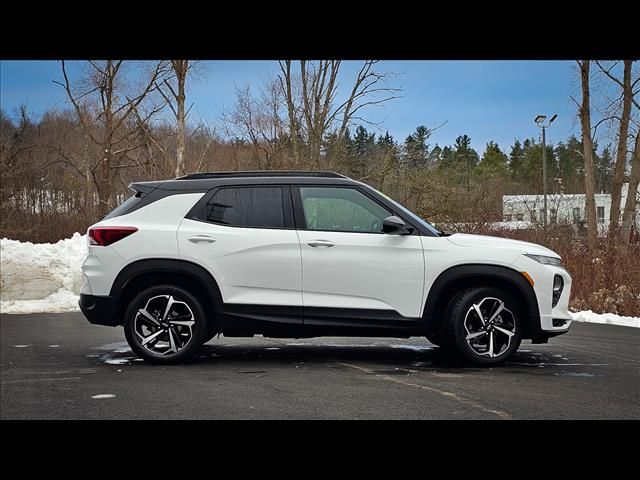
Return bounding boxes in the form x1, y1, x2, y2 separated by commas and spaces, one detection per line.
103, 357, 132, 365
1, 233, 87, 313
91, 394, 115, 399
389, 344, 434, 352
13, 344, 31, 348
571, 310, 639, 328
49, 345, 60, 348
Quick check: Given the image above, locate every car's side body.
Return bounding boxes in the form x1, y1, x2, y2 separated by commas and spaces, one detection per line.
79, 171, 573, 364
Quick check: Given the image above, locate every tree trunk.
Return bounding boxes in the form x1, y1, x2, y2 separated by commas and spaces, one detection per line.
608, 60, 633, 235
173, 60, 188, 178
578, 60, 598, 249
620, 133, 640, 248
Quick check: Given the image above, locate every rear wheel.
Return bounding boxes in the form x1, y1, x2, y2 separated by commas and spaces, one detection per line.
442, 286, 522, 365
124, 285, 208, 364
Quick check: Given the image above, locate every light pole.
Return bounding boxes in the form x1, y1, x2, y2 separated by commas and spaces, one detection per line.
534, 114, 557, 228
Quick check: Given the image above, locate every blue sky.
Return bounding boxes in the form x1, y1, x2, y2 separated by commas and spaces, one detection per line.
0, 60, 580, 154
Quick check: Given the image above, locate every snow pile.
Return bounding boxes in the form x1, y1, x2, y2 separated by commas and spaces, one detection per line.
570, 310, 640, 329
1, 233, 87, 313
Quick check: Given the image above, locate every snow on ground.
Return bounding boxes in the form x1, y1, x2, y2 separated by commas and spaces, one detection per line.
0, 234, 638, 328
1, 233, 87, 313
570, 310, 640, 328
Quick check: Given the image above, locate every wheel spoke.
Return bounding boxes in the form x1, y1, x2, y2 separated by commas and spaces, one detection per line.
162, 295, 175, 322
137, 308, 160, 326
494, 325, 515, 337
170, 320, 195, 327
488, 331, 495, 357
466, 331, 487, 341
488, 301, 505, 323
472, 303, 485, 326
166, 327, 179, 354
141, 329, 164, 346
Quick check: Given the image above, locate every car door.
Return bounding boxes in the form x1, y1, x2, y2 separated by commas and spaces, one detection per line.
294, 185, 425, 320
177, 185, 302, 310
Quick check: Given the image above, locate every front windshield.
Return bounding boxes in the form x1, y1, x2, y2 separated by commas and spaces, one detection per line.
364, 185, 441, 236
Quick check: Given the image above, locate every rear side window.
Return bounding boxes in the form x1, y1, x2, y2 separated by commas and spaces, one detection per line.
103, 192, 144, 220
205, 186, 285, 228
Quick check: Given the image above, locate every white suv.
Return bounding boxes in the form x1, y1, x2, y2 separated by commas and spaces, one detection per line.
79, 171, 573, 365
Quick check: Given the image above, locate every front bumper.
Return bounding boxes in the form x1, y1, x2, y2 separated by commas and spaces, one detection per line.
79, 293, 120, 327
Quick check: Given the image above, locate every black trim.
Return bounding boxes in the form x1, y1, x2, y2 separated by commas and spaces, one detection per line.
79, 293, 119, 327
423, 264, 541, 339
218, 304, 421, 337
303, 306, 422, 336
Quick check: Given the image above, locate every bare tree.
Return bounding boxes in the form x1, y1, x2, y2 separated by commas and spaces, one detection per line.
595, 60, 637, 233
575, 60, 598, 249
55, 60, 169, 214
277, 60, 401, 169
224, 81, 286, 169
156, 60, 191, 177
620, 132, 640, 247
0, 106, 37, 205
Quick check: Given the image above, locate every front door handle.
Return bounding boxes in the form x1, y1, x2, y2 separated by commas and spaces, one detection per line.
307, 240, 336, 248
188, 235, 216, 244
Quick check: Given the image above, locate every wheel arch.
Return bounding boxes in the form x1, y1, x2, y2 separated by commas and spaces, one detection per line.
423, 264, 540, 339
110, 258, 223, 335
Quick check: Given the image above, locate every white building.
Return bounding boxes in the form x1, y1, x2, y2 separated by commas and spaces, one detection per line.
503, 183, 640, 233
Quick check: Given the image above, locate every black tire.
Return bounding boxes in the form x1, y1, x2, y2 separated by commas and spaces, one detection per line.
124, 285, 208, 364
441, 286, 523, 366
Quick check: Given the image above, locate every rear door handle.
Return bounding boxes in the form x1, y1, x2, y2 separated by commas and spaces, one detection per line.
307, 240, 336, 248
188, 235, 216, 244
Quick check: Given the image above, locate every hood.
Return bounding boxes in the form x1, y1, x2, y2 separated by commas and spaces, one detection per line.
446, 233, 559, 257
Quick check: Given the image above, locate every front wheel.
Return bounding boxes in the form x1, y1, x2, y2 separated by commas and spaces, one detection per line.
442, 287, 522, 366
124, 285, 208, 364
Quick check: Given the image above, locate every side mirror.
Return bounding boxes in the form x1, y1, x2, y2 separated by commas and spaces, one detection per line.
383, 215, 412, 235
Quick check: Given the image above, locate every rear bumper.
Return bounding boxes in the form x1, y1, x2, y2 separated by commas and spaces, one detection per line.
79, 293, 120, 327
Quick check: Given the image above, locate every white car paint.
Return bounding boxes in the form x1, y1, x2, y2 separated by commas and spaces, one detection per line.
177, 218, 303, 306
296, 229, 424, 317
81, 185, 573, 336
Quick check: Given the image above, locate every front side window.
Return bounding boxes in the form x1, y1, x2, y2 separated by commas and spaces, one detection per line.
299, 187, 391, 233
597, 206, 605, 223
205, 186, 285, 228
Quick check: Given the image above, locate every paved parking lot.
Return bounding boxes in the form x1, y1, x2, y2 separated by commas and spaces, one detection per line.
1, 313, 638, 419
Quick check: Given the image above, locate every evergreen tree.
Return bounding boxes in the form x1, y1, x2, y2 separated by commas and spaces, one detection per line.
595, 145, 614, 193
509, 139, 525, 180
403, 125, 431, 168
429, 144, 442, 164
453, 134, 479, 188
477, 141, 509, 178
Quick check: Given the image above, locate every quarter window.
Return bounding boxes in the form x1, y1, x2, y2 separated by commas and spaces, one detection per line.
299, 187, 391, 233
205, 187, 285, 228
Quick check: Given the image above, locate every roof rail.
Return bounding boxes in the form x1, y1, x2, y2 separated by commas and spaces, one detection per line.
175, 170, 348, 180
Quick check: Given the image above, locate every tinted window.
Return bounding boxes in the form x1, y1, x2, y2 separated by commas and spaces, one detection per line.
103, 192, 144, 220
205, 187, 285, 228
299, 187, 391, 233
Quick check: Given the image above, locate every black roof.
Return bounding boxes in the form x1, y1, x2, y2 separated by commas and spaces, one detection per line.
176, 171, 347, 180
131, 171, 356, 192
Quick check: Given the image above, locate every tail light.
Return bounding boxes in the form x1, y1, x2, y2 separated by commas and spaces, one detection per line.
89, 227, 138, 246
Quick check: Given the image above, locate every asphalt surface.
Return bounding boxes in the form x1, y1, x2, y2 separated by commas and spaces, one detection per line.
1, 313, 638, 419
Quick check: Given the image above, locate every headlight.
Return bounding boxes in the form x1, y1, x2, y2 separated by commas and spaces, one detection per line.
524, 254, 562, 267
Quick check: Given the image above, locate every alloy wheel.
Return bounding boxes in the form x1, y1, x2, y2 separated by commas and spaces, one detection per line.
133, 295, 195, 356
463, 296, 516, 358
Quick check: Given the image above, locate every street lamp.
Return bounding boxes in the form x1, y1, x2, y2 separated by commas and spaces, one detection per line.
534, 113, 557, 228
